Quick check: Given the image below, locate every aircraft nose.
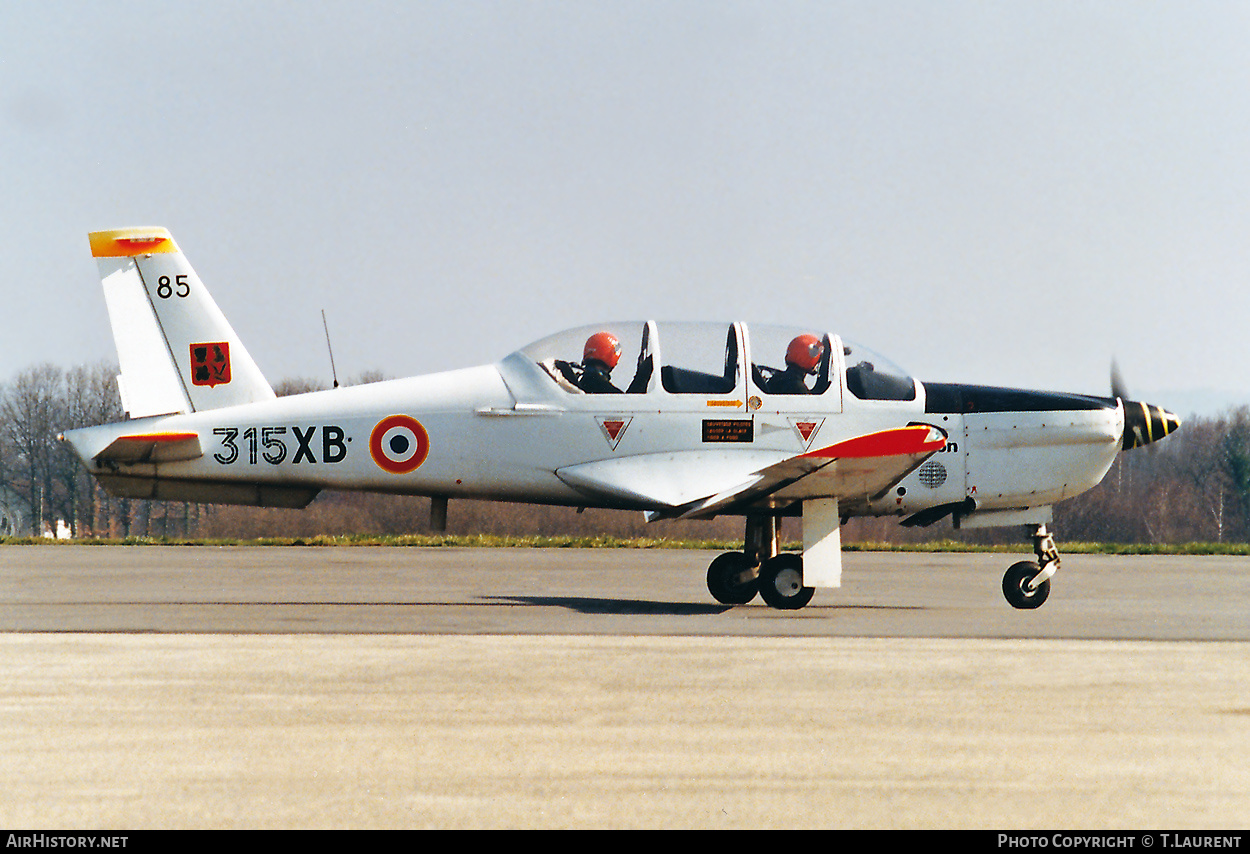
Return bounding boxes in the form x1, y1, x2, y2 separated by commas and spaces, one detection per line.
1121, 400, 1181, 450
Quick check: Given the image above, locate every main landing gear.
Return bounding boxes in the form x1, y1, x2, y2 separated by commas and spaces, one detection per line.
706, 514, 816, 610
1002, 524, 1060, 609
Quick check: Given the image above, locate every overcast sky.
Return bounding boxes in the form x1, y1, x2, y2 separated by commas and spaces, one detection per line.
3, 1, 1247, 416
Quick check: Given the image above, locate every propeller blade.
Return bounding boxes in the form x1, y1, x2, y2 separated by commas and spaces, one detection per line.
1111, 359, 1129, 401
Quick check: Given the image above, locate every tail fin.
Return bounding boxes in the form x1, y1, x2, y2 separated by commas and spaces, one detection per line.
89, 227, 275, 418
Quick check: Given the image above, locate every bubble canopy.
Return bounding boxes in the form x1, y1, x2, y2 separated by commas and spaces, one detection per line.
515, 321, 915, 401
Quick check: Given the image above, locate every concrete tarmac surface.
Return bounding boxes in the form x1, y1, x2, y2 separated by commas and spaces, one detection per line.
1, 545, 1248, 829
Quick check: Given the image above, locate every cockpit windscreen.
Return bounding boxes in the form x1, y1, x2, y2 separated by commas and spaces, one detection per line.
520, 322, 652, 394
843, 340, 916, 401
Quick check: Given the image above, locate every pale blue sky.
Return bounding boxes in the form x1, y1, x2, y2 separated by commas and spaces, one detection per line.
3, 1, 1248, 415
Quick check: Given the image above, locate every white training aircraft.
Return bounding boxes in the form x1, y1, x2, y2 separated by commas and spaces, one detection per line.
62, 227, 1181, 610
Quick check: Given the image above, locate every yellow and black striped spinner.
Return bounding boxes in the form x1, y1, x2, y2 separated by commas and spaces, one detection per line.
1121, 400, 1181, 450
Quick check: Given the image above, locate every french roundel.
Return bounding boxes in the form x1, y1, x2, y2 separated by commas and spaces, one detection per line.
369, 415, 430, 474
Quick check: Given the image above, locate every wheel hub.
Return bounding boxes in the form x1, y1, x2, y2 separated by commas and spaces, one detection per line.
773, 567, 803, 595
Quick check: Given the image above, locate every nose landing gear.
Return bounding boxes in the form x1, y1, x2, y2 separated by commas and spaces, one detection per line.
1002, 524, 1060, 609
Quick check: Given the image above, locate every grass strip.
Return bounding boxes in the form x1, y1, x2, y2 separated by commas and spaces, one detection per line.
5, 535, 1250, 554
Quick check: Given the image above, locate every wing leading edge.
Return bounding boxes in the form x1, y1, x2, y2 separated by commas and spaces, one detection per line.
555, 424, 946, 519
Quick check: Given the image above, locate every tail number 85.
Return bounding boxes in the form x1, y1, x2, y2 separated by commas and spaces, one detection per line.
156, 275, 190, 299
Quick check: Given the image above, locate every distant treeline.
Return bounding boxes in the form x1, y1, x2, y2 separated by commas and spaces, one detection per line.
2, 360, 1248, 546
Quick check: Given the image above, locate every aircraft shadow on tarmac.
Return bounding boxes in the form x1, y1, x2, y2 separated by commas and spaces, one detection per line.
484, 595, 733, 616
481, 595, 924, 616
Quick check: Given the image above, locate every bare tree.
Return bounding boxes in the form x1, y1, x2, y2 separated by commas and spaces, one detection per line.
273, 377, 330, 397
2, 363, 64, 534
56, 362, 124, 535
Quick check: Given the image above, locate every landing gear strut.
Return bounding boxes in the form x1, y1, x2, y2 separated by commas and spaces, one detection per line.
1002, 524, 1060, 609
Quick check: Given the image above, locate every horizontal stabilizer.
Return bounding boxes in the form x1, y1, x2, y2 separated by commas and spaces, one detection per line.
94, 431, 203, 464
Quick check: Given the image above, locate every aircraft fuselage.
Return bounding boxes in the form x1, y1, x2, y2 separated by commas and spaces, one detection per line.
67, 357, 1128, 530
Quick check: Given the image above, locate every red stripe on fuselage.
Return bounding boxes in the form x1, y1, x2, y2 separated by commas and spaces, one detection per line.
803, 426, 945, 459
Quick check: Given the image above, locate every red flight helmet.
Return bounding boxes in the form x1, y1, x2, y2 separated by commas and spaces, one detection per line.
785, 333, 824, 374
584, 331, 622, 370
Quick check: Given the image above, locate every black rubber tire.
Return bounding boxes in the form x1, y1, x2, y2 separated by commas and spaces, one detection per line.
706, 551, 758, 605
1003, 560, 1050, 610
757, 554, 815, 610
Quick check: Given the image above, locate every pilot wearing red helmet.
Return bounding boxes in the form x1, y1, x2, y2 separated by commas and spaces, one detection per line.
578, 331, 623, 394
763, 333, 824, 394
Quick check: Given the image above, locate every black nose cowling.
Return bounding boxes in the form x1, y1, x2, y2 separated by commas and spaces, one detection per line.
1121, 400, 1181, 450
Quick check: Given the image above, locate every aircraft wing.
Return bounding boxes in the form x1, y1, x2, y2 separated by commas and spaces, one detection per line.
555, 424, 946, 519
556, 449, 789, 510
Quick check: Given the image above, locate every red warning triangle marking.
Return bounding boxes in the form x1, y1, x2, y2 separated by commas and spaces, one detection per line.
596, 416, 632, 450
790, 417, 824, 449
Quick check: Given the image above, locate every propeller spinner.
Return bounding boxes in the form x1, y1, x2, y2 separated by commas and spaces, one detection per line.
1112, 360, 1181, 450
